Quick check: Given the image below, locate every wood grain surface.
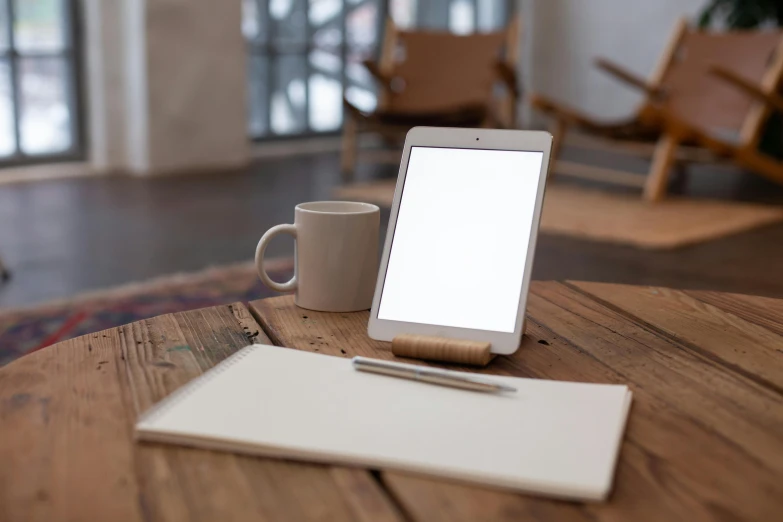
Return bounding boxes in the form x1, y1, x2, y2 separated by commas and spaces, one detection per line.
0, 303, 402, 522
391, 334, 493, 366
2, 282, 782, 522
249, 281, 783, 522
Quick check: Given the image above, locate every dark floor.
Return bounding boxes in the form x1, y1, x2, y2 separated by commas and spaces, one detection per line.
2, 147, 783, 309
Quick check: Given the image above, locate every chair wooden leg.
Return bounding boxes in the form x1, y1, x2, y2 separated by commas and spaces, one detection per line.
500, 91, 518, 129
548, 118, 568, 179
670, 161, 688, 193
643, 134, 680, 202
550, 118, 567, 159
734, 149, 783, 187
341, 113, 358, 183
0, 256, 9, 282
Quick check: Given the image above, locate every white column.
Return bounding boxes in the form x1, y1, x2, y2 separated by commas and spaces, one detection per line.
84, 0, 127, 172
84, 0, 250, 175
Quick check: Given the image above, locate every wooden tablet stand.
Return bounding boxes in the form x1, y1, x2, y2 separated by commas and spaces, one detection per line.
391, 334, 494, 367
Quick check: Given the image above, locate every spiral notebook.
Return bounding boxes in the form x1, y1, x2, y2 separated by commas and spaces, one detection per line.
135, 344, 632, 501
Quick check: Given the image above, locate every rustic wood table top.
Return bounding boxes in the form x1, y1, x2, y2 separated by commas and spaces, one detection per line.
2, 281, 782, 522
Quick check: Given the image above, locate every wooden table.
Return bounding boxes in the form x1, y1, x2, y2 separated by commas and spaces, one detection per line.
2, 281, 782, 521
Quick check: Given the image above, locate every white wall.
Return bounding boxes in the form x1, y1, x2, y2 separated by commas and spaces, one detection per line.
522, 0, 705, 121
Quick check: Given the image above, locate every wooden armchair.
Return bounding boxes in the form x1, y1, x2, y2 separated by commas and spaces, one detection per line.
530, 19, 783, 200
529, 19, 689, 164
341, 18, 520, 181
643, 50, 783, 201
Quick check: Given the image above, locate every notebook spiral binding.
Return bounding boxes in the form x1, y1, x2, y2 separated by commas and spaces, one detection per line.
136, 345, 259, 426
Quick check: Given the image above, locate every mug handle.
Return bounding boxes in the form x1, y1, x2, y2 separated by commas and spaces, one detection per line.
255, 224, 298, 292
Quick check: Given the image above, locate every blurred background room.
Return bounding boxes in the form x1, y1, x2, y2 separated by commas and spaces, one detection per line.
2, 0, 783, 365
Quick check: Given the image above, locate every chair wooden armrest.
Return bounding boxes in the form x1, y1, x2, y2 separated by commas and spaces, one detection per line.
361, 59, 394, 90
595, 57, 665, 98
709, 65, 783, 114
494, 61, 520, 98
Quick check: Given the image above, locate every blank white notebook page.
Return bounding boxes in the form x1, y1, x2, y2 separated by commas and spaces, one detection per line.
136, 345, 633, 501
378, 146, 544, 333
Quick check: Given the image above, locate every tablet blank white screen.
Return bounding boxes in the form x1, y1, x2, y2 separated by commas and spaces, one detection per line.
377, 146, 544, 333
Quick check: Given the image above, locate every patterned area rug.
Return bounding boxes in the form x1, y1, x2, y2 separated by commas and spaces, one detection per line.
0, 259, 294, 367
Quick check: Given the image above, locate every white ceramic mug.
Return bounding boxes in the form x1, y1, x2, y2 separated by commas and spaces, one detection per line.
255, 201, 380, 312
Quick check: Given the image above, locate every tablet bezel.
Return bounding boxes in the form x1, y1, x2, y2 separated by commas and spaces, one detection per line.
367, 127, 552, 355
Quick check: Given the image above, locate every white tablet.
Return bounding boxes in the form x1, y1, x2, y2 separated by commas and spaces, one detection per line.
368, 127, 552, 355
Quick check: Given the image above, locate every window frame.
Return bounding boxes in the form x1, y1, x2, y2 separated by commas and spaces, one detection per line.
0, 0, 85, 166
245, 0, 388, 141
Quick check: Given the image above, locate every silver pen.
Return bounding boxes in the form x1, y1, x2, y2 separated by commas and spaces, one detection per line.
351, 356, 516, 393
